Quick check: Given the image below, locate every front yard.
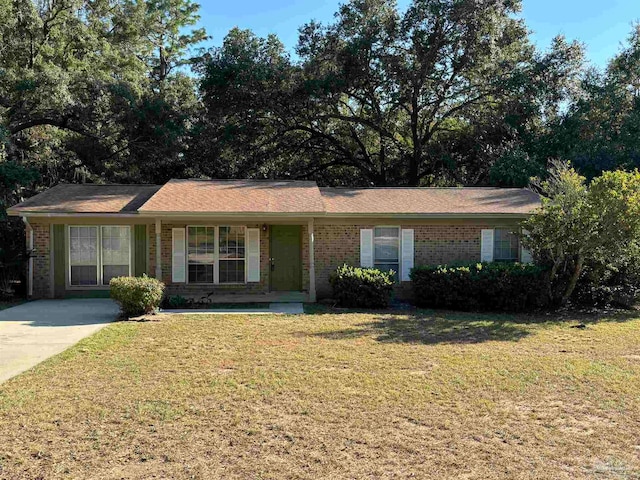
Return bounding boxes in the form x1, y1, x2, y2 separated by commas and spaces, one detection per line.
0, 308, 639, 479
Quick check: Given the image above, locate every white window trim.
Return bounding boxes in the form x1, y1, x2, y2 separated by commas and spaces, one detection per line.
186, 225, 248, 285
67, 225, 132, 288
373, 225, 402, 279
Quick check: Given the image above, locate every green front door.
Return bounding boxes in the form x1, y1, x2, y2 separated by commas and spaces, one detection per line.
270, 225, 302, 291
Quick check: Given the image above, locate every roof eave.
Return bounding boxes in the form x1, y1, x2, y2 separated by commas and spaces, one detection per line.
7, 210, 142, 217
10, 210, 534, 219
321, 212, 534, 219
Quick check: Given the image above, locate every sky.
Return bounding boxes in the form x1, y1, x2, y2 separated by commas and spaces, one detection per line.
194, 0, 639, 69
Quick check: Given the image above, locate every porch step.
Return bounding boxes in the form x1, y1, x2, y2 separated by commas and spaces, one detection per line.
183, 291, 308, 304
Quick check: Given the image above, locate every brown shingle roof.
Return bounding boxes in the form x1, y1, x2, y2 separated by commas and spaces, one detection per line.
319, 187, 540, 215
139, 179, 326, 214
7, 184, 161, 214
8, 180, 541, 216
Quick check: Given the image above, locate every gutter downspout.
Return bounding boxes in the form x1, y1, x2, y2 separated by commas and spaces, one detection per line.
22, 217, 34, 297
308, 218, 316, 303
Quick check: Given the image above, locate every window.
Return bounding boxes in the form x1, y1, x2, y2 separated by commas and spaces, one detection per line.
187, 226, 215, 283
69, 226, 130, 286
494, 228, 519, 261
219, 226, 245, 283
102, 226, 130, 284
185, 226, 247, 284
374, 227, 400, 276
70, 226, 98, 286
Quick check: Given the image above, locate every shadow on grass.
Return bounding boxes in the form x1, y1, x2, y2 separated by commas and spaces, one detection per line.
308, 314, 530, 345
302, 306, 640, 345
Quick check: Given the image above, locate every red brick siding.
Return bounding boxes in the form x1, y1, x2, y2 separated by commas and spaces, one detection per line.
29, 222, 51, 298
314, 224, 485, 299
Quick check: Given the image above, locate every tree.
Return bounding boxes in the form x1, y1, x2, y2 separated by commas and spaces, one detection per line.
143, 0, 208, 84
522, 164, 640, 305
197, 0, 583, 186
545, 24, 640, 180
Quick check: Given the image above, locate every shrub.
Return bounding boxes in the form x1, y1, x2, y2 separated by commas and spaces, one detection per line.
164, 294, 189, 309
573, 258, 640, 309
110, 275, 165, 317
329, 264, 395, 308
410, 262, 549, 312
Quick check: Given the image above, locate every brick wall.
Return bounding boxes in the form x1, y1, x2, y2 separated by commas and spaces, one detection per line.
314, 223, 485, 299
29, 221, 51, 298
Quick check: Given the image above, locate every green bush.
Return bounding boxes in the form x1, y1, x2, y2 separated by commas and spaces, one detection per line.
329, 264, 395, 308
164, 294, 189, 309
410, 262, 549, 312
110, 275, 165, 317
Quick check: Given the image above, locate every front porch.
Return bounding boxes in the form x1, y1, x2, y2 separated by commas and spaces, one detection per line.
152, 218, 317, 303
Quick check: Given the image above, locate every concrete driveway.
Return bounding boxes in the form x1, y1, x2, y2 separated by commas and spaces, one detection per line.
0, 299, 119, 383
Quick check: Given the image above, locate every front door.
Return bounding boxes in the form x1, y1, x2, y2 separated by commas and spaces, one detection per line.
270, 225, 302, 291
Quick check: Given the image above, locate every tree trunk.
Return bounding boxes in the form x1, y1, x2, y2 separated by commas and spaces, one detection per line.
561, 254, 584, 306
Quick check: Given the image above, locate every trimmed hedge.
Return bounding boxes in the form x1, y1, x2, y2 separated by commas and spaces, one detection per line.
329, 264, 395, 308
410, 262, 549, 312
110, 275, 165, 317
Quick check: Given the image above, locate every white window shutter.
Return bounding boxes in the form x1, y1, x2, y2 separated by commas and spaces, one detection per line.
401, 229, 414, 281
247, 228, 260, 282
172, 228, 186, 283
360, 229, 374, 268
480, 229, 495, 263
520, 229, 533, 263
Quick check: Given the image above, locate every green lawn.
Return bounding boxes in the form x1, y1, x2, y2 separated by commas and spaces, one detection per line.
0, 308, 639, 479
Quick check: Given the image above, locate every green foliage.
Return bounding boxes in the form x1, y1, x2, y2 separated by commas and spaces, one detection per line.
166, 294, 188, 309
329, 264, 395, 308
110, 275, 165, 318
574, 255, 640, 309
197, 0, 583, 186
410, 263, 549, 312
489, 149, 546, 187
522, 165, 640, 305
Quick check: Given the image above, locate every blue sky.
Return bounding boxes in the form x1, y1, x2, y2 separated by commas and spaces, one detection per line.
195, 0, 638, 69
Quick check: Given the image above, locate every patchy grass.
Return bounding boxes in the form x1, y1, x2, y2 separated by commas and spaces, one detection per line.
0, 310, 639, 479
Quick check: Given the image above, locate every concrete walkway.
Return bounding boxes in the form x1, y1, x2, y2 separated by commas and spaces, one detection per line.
160, 302, 305, 315
0, 299, 119, 383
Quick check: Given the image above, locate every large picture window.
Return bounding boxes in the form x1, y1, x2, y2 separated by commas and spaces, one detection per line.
187, 226, 215, 283
374, 227, 400, 275
69, 226, 130, 286
186, 226, 246, 284
494, 228, 519, 261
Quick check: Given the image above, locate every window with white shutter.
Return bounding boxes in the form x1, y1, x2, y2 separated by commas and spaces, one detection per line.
172, 228, 186, 283
401, 229, 414, 281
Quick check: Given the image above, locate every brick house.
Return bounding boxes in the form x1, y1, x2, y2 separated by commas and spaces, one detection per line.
7, 179, 540, 302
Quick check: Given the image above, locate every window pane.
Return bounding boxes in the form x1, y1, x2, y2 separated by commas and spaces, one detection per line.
71, 265, 98, 286
220, 226, 245, 259
70, 226, 98, 265
374, 227, 399, 262
494, 228, 519, 261
102, 226, 130, 266
219, 260, 245, 283
188, 264, 214, 283
103, 265, 129, 284
188, 226, 215, 266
